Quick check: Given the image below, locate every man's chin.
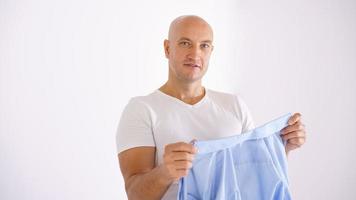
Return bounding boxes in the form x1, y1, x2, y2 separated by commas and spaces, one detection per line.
180, 74, 205, 83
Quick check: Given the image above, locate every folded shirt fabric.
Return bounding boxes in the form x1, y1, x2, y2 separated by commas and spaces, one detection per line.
177, 113, 292, 200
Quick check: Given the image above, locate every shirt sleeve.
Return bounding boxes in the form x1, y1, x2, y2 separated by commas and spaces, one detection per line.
234, 95, 255, 133
115, 98, 156, 155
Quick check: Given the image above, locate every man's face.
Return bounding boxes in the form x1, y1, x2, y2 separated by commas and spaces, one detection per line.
164, 19, 214, 83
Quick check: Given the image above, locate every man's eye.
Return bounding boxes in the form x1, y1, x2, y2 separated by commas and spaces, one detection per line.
201, 43, 210, 48
180, 41, 190, 46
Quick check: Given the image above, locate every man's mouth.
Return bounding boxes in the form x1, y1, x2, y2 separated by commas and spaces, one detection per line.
183, 63, 201, 68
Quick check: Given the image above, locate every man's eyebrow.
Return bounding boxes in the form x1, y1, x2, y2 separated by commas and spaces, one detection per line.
201, 40, 212, 44
177, 37, 192, 42
177, 37, 212, 44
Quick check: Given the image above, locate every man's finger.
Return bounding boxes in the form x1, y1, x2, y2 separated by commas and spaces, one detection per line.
288, 113, 302, 125
281, 121, 304, 135
286, 137, 305, 147
281, 130, 306, 141
174, 160, 193, 170
171, 142, 197, 154
171, 152, 195, 162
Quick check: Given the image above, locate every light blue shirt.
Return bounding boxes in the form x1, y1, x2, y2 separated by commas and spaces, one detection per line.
178, 113, 292, 200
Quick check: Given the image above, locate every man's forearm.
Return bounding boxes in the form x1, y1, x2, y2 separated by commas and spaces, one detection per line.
125, 164, 173, 200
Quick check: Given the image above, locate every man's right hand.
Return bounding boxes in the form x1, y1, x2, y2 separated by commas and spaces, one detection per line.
160, 142, 197, 182
118, 142, 197, 199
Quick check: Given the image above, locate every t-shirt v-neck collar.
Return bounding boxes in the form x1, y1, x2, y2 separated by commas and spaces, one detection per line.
155, 88, 209, 108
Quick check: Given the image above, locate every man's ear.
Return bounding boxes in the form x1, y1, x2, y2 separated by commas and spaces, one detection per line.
164, 39, 170, 58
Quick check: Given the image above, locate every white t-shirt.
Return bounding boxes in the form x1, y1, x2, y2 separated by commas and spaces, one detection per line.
116, 89, 255, 199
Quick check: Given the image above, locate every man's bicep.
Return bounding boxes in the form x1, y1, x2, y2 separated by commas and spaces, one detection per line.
118, 146, 156, 181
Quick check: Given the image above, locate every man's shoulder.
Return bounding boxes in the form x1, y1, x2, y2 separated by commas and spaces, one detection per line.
126, 91, 158, 105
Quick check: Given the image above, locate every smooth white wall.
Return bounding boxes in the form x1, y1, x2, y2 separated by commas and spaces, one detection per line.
1, 0, 355, 199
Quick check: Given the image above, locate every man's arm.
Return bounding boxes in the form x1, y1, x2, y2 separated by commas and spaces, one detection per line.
119, 147, 171, 200
118, 143, 197, 200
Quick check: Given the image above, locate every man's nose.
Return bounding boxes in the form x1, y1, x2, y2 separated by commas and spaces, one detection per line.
187, 45, 202, 59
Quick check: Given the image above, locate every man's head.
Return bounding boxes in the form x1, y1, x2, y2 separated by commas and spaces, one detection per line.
164, 15, 214, 84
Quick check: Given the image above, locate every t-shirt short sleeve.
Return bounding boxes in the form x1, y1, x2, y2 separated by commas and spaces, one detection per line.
234, 95, 255, 133
116, 98, 156, 154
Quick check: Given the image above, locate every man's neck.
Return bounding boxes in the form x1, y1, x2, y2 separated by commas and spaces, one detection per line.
159, 80, 205, 105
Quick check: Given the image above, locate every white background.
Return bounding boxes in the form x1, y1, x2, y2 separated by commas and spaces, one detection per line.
1, 0, 355, 199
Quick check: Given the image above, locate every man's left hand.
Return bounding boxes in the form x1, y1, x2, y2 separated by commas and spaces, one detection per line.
281, 113, 306, 155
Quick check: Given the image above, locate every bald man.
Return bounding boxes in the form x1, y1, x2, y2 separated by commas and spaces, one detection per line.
116, 15, 306, 200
